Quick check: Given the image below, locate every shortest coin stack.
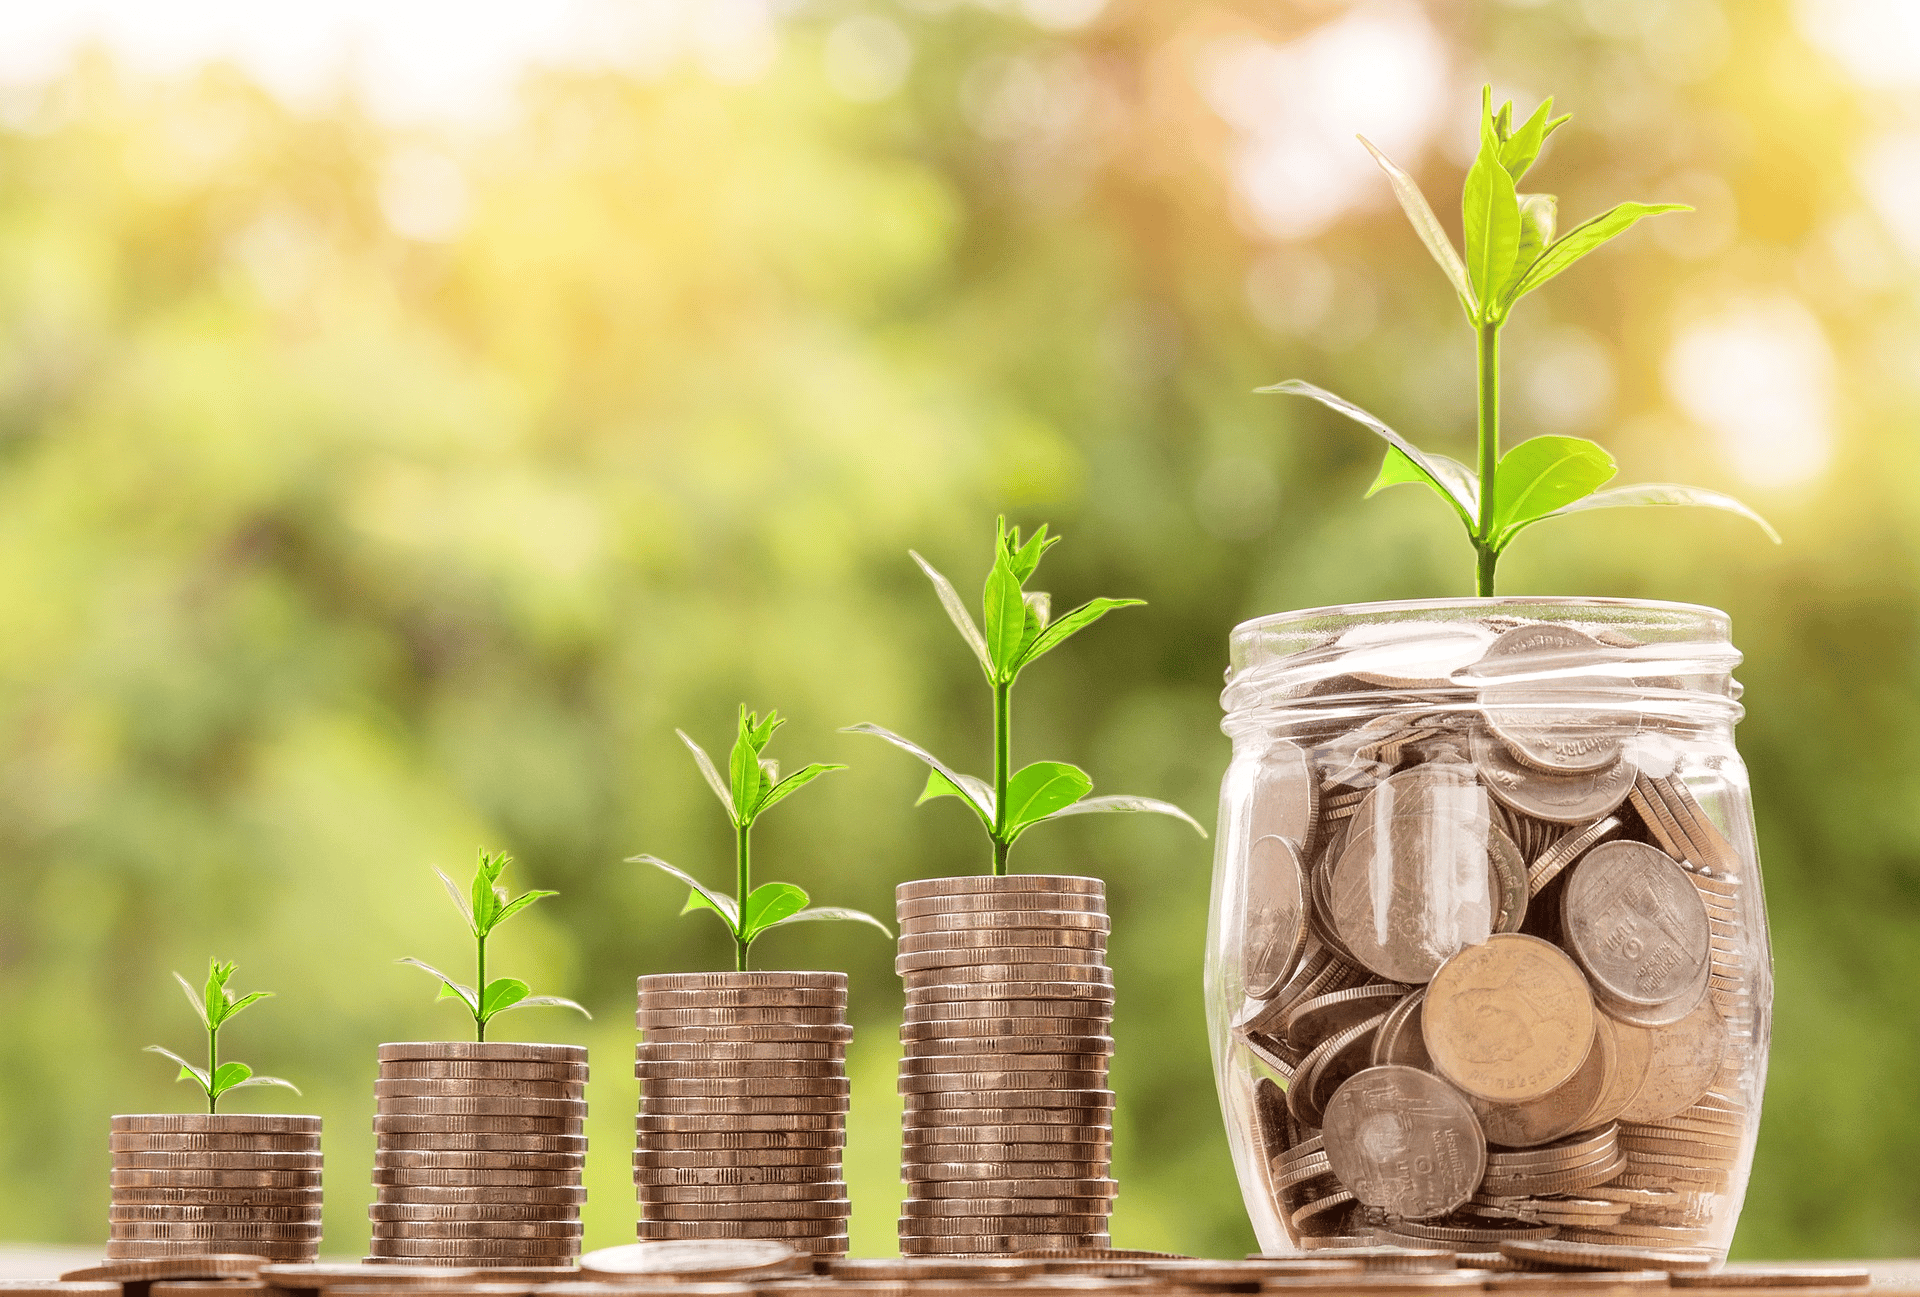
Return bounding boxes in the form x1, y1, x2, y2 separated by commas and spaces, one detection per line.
635, 972, 853, 1256
369, 1041, 587, 1266
896, 874, 1117, 1255
108, 1113, 322, 1261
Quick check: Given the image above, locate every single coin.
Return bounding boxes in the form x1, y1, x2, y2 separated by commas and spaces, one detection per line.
896, 948, 1107, 974
1321, 1065, 1487, 1218
1329, 789, 1497, 983
903, 1124, 1112, 1147
638, 1095, 848, 1115
637, 1042, 846, 1063
903, 965, 1113, 992
367, 1240, 579, 1258
1244, 834, 1311, 1000
1581, 1014, 1651, 1129
378, 1043, 586, 1065
371, 1185, 586, 1204
1614, 1000, 1730, 1123
898, 876, 1104, 900
634, 1059, 844, 1081
1370, 989, 1435, 1071
898, 1235, 1109, 1255
366, 1221, 581, 1239
107, 1224, 323, 1242
1477, 625, 1632, 774
375, 1080, 583, 1100
373, 1168, 580, 1187
373, 1117, 583, 1136
1470, 1017, 1616, 1149
635, 988, 846, 1009
375, 1097, 587, 1118
635, 1114, 845, 1133
110, 1152, 324, 1170
578, 1239, 809, 1279
109, 1205, 319, 1223
636, 1217, 843, 1240
1335, 619, 1497, 688
374, 1133, 585, 1154
1, 1285, 120, 1296
898, 1016, 1108, 1042
109, 1134, 320, 1154
379, 1059, 588, 1083
636, 1180, 846, 1204
1499, 1239, 1714, 1275
903, 999, 1113, 1025
1472, 730, 1635, 825
107, 1188, 322, 1206
642, 1199, 851, 1222
1669, 1268, 1871, 1288
1488, 827, 1529, 932
639, 971, 846, 991
896, 894, 1107, 922
905, 1034, 1113, 1057
899, 910, 1112, 933
641, 1024, 853, 1046
902, 1089, 1113, 1113
368, 1203, 583, 1221
1424, 934, 1596, 1102
904, 1169, 1117, 1191
1529, 816, 1624, 895
631, 1130, 842, 1152
110, 1170, 321, 1189
61, 1258, 269, 1282
899, 1215, 1111, 1236
900, 1053, 1108, 1077
109, 1115, 320, 1135
896, 929, 1108, 955
635, 1007, 847, 1029
901, 1108, 1110, 1130
1288, 1010, 1390, 1128
375, 1151, 583, 1170
903, 1144, 1108, 1165
1285, 984, 1408, 1052
907, 982, 1115, 1006
1562, 841, 1711, 1016
633, 1161, 840, 1185
641, 1077, 849, 1099
100, 1244, 312, 1262
902, 1197, 1112, 1220
898, 1070, 1107, 1095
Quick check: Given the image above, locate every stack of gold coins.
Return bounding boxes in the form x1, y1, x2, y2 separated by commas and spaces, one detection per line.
107, 1114, 322, 1260
368, 1041, 587, 1266
895, 875, 1117, 1255
634, 972, 852, 1255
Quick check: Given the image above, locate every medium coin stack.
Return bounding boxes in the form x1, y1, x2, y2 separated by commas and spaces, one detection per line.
107, 1114, 322, 1261
1229, 621, 1762, 1257
369, 1041, 586, 1265
634, 972, 852, 1255
896, 874, 1117, 1255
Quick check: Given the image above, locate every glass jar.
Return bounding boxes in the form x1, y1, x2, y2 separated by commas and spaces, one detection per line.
1205, 599, 1770, 1261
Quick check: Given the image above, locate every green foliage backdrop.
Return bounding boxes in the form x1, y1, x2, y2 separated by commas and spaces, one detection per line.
0, 0, 1912, 1261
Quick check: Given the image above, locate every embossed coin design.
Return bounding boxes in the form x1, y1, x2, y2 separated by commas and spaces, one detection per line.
1423, 934, 1596, 1102
1321, 1065, 1487, 1218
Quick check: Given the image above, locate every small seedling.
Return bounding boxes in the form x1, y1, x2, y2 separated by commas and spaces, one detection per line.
146, 958, 299, 1115
1261, 87, 1777, 596
400, 849, 589, 1042
634, 706, 891, 972
849, 517, 1205, 876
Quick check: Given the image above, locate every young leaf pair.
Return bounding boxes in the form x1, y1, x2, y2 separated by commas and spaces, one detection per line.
850, 517, 1204, 876
401, 849, 589, 1042
147, 959, 299, 1115
636, 706, 892, 972
1263, 88, 1777, 596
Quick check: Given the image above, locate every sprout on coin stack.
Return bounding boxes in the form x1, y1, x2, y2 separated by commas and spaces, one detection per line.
374, 849, 591, 1267
851, 520, 1206, 1255
631, 706, 892, 1256
1209, 609, 1768, 1263
111, 959, 320, 1261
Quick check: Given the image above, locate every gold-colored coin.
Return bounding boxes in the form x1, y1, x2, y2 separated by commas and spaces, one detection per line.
1424, 934, 1595, 1103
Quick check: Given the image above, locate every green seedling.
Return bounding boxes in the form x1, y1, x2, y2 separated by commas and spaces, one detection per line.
1261, 87, 1777, 596
634, 706, 891, 972
147, 958, 299, 1115
400, 848, 589, 1042
849, 517, 1205, 876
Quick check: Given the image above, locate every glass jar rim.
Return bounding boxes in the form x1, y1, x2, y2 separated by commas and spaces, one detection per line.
1230, 595, 1729, 647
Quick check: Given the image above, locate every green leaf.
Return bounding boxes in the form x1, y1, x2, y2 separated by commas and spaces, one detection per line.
479, 977, 530, 1020
1523, 482, 1781, 544
1367, 446, 1482, 521
628, 854, 741, 933
728, 707, 771, 829
209, 1061, 253, 1098
1019, 590, 1050, 660
173, 972, 210, 1030
1260, 380, 1479, 532
216, 990, 271, 1028
675, 729, 736, 823
1497, 97, 1558, 181
203, 959, 232, 1031
490, 888, 557, 931
1001, 761, 1093, 837
917, 767, 997, 828
740, 882, 811, 941
225, 1073, 301, 1095
493, 994, 590, 1019
1463, 110, 1521, 313
1358, 135, 1476, 320
1510, 201, 1691, 302
981, 553, 1028, 682
146, 1045, 211, 1093
1489, 436, 1616, 544
1000, 517, 1055, 582
470, 858, 499, 937
397, 957, 480, 1016
434, 866, 476, 933
1508, 193, 1557, 298
1016, 597, 1144, 672
755, 762, 845, 818
1044, 794, 1209, 837
761, 906, 895, 940
911, 550, 993, 679
842, 723, 994, 826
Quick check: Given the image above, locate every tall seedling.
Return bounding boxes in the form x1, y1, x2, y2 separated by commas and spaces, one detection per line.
401, 849, 590, 1042
849, 518, 1204, 876
635, 706, 892, 972
147, 959, 299, 1115
1261, 88, 1777, 595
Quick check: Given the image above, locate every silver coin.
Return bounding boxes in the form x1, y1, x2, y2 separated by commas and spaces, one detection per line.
635, 1217, 844, 1239
378, 1060, 587, 1082
904, 1034, 1113, 1056
374, 1079, 583, 1099
1329, 785, 1495, 983
1321, 1065, 1487, 1218
1561, 841, 1711, 1016
1472, 730, 1634, 825
377, 1042, 586, 1065
636, 1041, 846, 1063
897, 876, 1103, 900
1477, 625, 1635, 774
902, 964, 1112, 989
1245, 834, 1311, 1000
640, 1024, 853, 1045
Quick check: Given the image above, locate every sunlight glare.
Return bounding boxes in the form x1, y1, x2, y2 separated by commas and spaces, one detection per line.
1665, 298, 1836, 488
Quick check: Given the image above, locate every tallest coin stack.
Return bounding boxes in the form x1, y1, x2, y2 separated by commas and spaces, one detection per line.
896, 875, 1118, 1255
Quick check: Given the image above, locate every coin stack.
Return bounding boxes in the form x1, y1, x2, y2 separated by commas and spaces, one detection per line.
368, 1041, 586, 1265
1225, 620, 1762, 1258
895, 875, 1117, 1255
634, 972, 852, 1255
107, 1114, 322, 1261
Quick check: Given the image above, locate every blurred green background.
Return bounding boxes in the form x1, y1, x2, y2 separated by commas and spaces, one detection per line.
0, 0, 1913, 1262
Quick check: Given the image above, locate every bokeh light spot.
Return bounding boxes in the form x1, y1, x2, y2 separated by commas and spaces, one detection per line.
824, 16, 912, 102
1665, 298, 1835, 488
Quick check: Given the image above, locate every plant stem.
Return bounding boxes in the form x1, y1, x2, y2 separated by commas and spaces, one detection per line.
992, 680, 1011, 876
475, 930, 487, 1043
735, 821, 752, 972
1475, 319, 1503, 597
206, 1020, 218, 1116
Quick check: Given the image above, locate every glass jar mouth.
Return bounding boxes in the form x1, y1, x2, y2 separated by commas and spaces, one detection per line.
1222, 596, 1743, 727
